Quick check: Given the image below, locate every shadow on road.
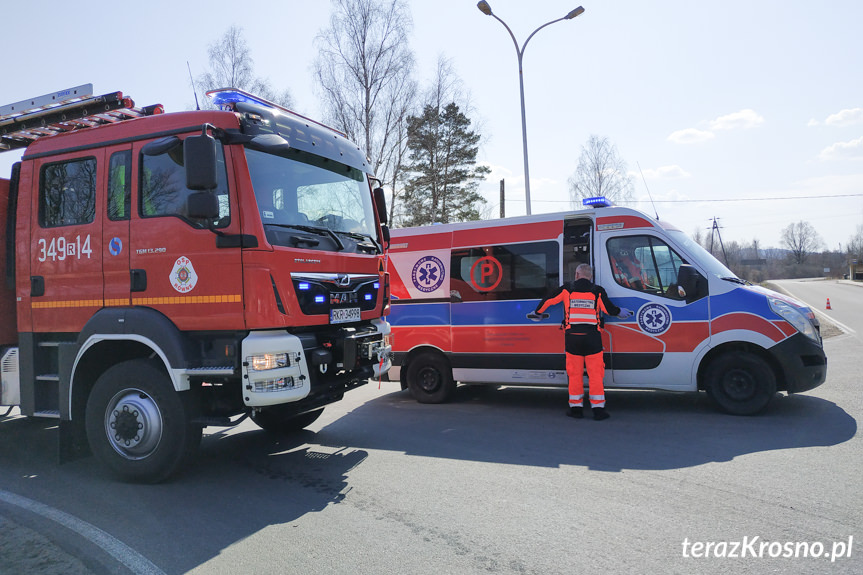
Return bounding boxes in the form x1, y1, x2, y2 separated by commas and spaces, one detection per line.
315, 385, 857, 473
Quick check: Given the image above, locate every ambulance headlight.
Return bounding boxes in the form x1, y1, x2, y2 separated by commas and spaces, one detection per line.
248, 353, 289, 371
768, 296, 819, 344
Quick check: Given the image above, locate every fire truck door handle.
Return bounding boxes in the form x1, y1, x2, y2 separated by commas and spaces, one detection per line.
130, 269, 148, 292
30, 276, 45, 297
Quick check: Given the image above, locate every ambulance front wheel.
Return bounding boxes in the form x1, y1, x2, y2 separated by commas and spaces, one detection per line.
406, 351, 455, 404
704, 352, 777, 415
85, 359, 202, 483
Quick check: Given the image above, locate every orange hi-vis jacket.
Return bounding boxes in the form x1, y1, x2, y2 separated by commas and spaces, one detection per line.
536, 278, 621, 356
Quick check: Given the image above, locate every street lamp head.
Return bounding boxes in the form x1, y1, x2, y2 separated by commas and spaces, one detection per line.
477, 1, 493, 16
565, 6, 585, 19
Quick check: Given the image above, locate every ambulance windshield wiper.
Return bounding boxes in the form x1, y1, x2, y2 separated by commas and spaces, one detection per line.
265, 223, 344, 251
721, 276, 750, 285
333, 230, 382, 254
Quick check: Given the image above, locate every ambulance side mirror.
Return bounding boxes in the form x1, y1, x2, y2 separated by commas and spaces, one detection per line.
677, 264, 705, 303
185, 131, 218, 191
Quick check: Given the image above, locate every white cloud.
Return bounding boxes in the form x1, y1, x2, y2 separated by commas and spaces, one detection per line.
668, 128, 714, 144
817, 136, 863, 161
825, 108, 863, 127
639, 165, 691, 179
709, 109, 765, 131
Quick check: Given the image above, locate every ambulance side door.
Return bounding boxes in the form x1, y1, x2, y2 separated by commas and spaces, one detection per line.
597, 232, 710, 388
449, 240, 561, 378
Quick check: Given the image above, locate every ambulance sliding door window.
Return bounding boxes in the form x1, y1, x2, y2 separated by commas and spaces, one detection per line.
140, 139, 230, 228
607, 235, 687, 299
108, 151, 132, 221
39, 157, 97, 227
450, 241, 559, 302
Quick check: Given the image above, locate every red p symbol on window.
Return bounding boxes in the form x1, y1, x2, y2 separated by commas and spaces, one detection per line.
470, 256, 503, 291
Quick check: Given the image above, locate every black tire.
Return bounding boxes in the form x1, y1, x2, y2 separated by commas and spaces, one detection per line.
250, 407, 324, 433
704, 352, 777, 415
85, 359, 202, 483
406, 352, 455, 404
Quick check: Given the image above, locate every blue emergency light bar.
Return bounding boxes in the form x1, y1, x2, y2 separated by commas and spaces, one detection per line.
582, 196, 613, 208
206, 88, 274, 111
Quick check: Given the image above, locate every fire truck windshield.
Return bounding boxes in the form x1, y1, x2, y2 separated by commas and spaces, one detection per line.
245, 147, 380, 253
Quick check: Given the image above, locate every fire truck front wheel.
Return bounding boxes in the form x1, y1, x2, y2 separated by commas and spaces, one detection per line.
406, 351, 455, 404
704, 351, 777, 416
85, 359, 202, 483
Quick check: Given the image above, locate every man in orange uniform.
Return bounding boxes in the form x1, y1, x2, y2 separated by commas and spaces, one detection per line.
535, 264, 632, 420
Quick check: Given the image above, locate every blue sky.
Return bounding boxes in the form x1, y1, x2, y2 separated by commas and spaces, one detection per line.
2, 0, 861, 251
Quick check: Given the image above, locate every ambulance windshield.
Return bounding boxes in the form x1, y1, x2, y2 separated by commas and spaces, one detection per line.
668, 230, 737, 280
245, 147, 379, 253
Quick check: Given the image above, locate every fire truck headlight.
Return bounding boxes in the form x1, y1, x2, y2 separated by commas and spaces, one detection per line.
248, 353, 290, 371
768, 296, 820, 344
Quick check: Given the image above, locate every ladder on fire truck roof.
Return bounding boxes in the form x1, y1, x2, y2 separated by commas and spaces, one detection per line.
0, 84, 163, 153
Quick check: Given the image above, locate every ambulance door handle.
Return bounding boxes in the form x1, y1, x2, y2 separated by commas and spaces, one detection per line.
130, 269, 148, 292
30, 276, 45, 297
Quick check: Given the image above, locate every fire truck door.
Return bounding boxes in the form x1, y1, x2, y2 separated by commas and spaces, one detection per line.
29, 150, 105, 333
129, 138, 244, 332
103, 147, 132, 307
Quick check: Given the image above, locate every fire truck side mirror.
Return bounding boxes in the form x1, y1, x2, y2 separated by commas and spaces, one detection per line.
373, 187, 388, 225
184, 132, 218, 191
187, 192, 220, 221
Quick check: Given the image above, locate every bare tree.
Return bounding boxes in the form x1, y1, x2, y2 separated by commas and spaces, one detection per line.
314, 0, 416, 224
568, 135, 635, 206
847, 224, 863, 261
781, 220, 824, 265
196, 26, 293, 109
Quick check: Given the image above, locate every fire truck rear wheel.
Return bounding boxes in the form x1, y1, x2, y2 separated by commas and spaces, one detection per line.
406, 352, 455, 404
85, 359, 202, 483
704, 351, 777, 415
250, 407, 324, 433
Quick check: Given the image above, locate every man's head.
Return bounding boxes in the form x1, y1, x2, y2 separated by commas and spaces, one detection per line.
575, 263, 593, 281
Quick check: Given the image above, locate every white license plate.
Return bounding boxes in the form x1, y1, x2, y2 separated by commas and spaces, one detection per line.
331, 307, 361, 324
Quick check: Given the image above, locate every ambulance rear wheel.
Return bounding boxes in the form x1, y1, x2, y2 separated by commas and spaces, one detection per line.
406, 352, 455, 404
704, 352, 776, 415
85, 359, 202, 483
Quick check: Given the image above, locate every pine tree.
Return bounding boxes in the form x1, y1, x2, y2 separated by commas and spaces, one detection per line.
402, 102, 489, 226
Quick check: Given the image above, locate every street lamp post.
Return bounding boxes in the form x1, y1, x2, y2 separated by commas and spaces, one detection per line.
477, 1, 584, 216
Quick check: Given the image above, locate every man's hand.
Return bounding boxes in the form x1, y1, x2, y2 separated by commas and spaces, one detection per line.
617, 307, 634, 320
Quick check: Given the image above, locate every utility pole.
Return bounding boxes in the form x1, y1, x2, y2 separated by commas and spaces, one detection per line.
709, 217, 728, 265
500, 179, 505, 218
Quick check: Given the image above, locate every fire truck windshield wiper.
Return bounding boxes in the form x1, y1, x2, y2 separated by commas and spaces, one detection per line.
265, 223, 345, 251
333, 230, 382, 254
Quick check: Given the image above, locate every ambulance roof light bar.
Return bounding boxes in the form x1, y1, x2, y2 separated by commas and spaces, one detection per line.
206, 87, 347, 137
582, 196, 614, 208
0, 86, 163, 153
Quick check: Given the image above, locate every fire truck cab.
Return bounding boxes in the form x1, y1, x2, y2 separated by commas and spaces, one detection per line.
0, 86, 391, 481
384, 199, 826, 415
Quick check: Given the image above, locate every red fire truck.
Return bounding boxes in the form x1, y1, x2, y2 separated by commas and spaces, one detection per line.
0, 85, 392, 482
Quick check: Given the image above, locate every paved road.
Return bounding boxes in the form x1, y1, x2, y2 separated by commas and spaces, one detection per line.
1, 280, 860, 575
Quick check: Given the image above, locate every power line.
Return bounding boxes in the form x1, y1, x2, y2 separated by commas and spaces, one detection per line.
528, 193, 863, 204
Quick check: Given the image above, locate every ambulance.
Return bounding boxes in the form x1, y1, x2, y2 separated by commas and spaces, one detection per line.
383, 198, 827, 415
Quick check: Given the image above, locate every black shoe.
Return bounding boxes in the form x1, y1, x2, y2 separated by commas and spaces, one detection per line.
592, 407, 610, 421
566, 406, 584, 419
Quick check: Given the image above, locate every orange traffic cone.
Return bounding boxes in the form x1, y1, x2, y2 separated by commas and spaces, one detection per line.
826, 298, 832, 310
